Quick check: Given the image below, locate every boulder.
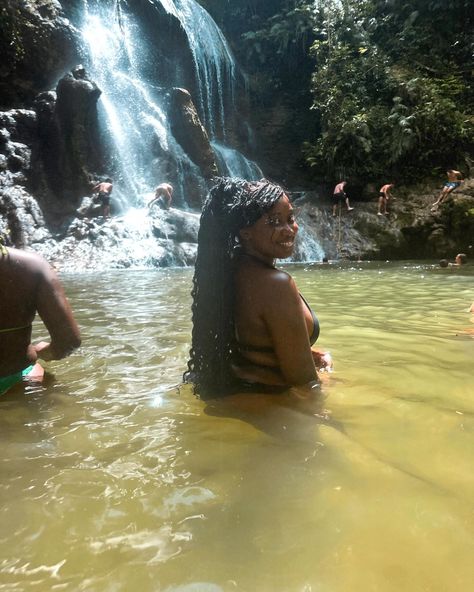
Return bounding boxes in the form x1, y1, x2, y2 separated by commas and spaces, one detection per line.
0, 1, 81, 107
150, 207, 200, 243
51, 67, 103, 200
30, 208, 201, 271
169, 88, 218, 180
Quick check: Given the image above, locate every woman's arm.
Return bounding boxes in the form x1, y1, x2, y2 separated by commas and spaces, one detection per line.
34, 258, 81, 360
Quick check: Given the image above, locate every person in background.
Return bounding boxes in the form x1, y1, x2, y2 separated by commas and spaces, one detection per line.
0, 239, 81, 396
332, 181, 354, 216
454, 253, 467, 265
431, 169, 463, 210
439, 259, 449, 268
378, 183, 394, 215
92, 178, 113, 219
149, 182, 173, 210
184, 177, 332, 400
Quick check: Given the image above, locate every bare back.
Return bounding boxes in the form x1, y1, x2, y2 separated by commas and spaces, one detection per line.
447, 170, 461, 182
234, 258, 316, 381
0, 248, 80, 376
95, 182, 113, 194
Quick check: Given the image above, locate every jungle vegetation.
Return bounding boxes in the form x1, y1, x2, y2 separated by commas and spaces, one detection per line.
204, 0, 473, 183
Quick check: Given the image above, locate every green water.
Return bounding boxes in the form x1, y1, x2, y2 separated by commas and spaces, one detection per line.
1, 261, 473, 591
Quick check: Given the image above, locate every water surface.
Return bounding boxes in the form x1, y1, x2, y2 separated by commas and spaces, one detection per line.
1, 262, 473, 591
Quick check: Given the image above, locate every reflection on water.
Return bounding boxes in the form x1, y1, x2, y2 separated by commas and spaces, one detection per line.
1, 262, 473, 591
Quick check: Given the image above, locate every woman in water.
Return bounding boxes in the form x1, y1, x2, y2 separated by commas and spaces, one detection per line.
0, 240, 81, 395
185, 177, 331, 399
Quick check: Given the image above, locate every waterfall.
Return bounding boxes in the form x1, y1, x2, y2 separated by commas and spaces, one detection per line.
212, 141, 263, 180
81, 6, 205, 209
80, 0, 254, 210
158, 0, 237, 140
290, 225, 325, 263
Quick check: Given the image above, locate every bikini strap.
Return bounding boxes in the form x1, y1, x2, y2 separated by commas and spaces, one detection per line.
0, 324, 32, 334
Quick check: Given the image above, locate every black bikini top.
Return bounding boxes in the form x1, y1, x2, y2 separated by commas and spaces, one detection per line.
237, 293, 320, 354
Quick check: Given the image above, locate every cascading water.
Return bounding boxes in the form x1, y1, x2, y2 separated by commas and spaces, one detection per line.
212, 141, 263, 181
81, 4, 205, 209
81, 0, 261, 209
290, 225, 325, 263
158, 0, 236, 140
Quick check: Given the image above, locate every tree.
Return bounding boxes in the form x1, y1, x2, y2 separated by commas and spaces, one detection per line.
304, 0, 473, 181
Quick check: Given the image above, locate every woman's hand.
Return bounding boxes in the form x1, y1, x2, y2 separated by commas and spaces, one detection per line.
311, 348, 333, 372
34, 341, 53, 361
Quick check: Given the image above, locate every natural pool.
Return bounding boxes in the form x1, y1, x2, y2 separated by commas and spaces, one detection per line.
1, 261, 473, 591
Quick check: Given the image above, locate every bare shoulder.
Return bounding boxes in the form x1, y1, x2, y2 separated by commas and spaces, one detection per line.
16, 249, 50, 270
263, 269, 300, 305
237, 261, 297, 293
9, 249, 54, 281
242, 266, 299, 307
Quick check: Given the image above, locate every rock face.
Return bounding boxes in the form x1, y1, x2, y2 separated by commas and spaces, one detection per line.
0, 1, 80, 107
30, 207, 201, 271
0, 108, 52, 247
169, 88, 218, 182
294, 180, 474, 261
42, 66, 103, 201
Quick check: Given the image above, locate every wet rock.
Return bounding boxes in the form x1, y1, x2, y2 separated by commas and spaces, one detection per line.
150, 207, 200, 243
30, 208, 201, 271
0, 1, 81, 107
0, 110, 37, 181
0, 185, 50, 247
169, 88, 218, 182
75, 195, 103, 219
50, 68, 103, 200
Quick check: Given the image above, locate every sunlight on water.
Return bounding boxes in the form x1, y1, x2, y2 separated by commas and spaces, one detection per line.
1, 262, 473, 591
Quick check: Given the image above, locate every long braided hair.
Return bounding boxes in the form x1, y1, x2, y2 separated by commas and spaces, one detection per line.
184, 177, 286, 399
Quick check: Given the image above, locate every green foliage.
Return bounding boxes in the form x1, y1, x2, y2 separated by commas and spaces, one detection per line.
304, 0, 473, 181
241, 2, 315, 68
203, 0, 472, 183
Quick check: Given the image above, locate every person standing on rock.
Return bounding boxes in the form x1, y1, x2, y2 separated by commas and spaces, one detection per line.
149, 183, 173, 211
0, 239, 81, 396
431, 169, 463, 210
378, 183, 394, 215
332, 181, 354, 217
93, 178, 113, 219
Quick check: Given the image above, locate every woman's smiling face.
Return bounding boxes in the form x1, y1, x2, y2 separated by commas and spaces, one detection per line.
241, 195, 298, 262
